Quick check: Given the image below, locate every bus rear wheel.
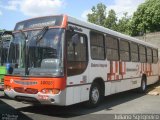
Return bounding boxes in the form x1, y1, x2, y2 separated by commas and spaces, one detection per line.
138, 77, 147, 93
86, 82, 102, 108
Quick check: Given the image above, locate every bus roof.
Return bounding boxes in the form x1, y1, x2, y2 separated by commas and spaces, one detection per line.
14, 14, 157, 49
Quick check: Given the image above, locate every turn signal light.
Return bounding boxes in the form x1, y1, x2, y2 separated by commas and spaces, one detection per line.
4, 85, 11, 91
41, 88, 60, 94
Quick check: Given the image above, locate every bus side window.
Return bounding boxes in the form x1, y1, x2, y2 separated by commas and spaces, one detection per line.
90, 31, 105, 60
105, 36, 119, 61
139, 45, 147, 63
153, 49, 158, 63
130, 42, 139, 62
119, 40, 130, 61
66, 30, 88, 76
146, 47, 152, 63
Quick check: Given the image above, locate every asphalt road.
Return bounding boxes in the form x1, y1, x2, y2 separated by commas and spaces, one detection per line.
0, 89, 160, 120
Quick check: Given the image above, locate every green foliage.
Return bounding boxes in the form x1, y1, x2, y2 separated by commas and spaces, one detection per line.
105, 9, 117, 31
117, 13, 131, 35
87, 3, 106, 27
87, 3, 131, 35
87, 3, 118, 31
87, 0, 160, 36
130, 0, 160, 36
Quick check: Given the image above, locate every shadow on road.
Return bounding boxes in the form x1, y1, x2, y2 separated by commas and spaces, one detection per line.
147, 80, 160, 93
0, 92, 33, 120
16, 90, 145, 118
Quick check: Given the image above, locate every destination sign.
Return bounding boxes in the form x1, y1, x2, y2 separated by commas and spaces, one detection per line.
14, 16, 63, 30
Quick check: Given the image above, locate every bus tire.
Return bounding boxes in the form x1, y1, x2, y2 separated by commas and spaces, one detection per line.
138, 77, 147, 93
86, 82, 102, 108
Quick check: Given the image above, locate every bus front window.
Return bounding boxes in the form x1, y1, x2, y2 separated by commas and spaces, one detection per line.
8, 32, 25, 69
9, 28, 64, 77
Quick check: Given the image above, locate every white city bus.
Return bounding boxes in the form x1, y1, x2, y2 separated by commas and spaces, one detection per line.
4, 14, 159, 107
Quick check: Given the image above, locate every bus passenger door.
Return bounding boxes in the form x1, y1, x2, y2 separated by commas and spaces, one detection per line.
65, 28, 89, 105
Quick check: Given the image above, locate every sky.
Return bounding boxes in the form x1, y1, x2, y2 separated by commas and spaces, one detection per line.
0, 0, 145, 30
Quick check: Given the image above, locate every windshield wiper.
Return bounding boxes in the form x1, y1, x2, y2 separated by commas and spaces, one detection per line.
27, 26, 49, 72
35, 26, 49, 44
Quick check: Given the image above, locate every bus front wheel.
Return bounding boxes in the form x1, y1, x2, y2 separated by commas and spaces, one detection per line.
86, 82, 102, 108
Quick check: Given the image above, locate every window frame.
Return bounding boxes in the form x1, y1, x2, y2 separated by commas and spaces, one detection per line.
105, 35, 119, 61
130, 42, 139, 62
152, 49, 158, 63
90, 31, 105, 60
146, 47, 152, 63
139, 45, 147, 63
66, 30, 88, 76
119, 39, 130, 62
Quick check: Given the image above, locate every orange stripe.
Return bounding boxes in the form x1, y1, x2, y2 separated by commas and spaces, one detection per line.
4, 76, 66, 91
119, 62, 122, 74
61, 15, 68, 28
115, 61, 118, 73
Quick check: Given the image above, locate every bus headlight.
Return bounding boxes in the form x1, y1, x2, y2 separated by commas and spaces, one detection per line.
41, 88, 60, 94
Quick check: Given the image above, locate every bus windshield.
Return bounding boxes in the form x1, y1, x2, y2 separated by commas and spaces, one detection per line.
8, 28, 64, 77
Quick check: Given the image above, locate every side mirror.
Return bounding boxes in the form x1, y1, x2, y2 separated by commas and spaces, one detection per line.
72, 34, 80, 46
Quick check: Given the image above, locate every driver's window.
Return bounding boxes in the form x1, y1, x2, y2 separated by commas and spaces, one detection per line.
66, 30, 88, 76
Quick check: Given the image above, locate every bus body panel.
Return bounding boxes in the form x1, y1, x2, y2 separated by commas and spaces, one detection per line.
65, 85, 90, 105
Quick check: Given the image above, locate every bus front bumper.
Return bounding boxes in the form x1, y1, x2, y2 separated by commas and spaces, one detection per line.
4, 89, 66, 106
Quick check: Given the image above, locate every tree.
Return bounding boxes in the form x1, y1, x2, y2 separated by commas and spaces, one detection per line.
87, 3, 107, 27
87, 3, 118, 31
105, 9, 117, 31
117, 12, 131, 35
130, 0, 160, 36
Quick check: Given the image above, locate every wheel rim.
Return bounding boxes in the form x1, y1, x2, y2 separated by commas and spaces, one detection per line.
91, 87, 99, 104
142, 80, 146, 91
